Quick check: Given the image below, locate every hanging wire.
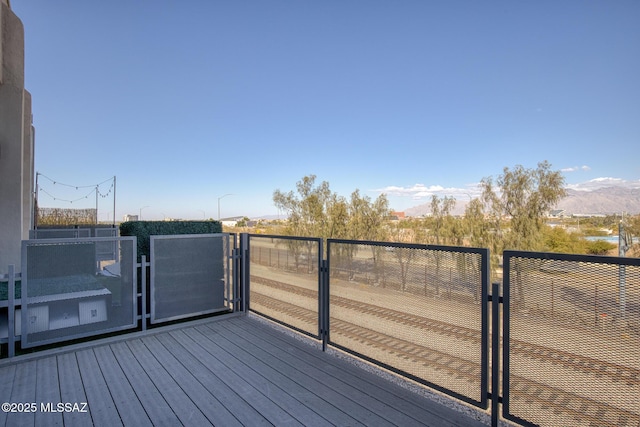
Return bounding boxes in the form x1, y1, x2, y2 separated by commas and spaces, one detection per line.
96, 180, 115, 198
38, 186, 95, 203
37, 174, 115, 204
38, 173, 113, 189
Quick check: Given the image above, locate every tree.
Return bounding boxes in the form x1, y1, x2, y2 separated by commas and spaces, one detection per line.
542, 225, 587, 254
273, 175, 390, 241
347, 190, 390, 242
625, 215, 640, 257
426, 195, 456, 245
273, 175, 333, 238
464, 198, 490, 248
480, 161, 566, 250
479, 161, 566, 306
236, 216, 251, 227
426, 195, 456, 295
346, 190, 390, 283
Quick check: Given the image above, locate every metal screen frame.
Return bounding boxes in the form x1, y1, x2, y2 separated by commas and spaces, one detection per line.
226, 232, 238, 311
149, 233, 232, 324
327, 238, 490, 409
20, 236, 138, 349
503, 250, 640, 426
95, 227, 118, 261
247, 234, 323, 339
29, 228, 91, 239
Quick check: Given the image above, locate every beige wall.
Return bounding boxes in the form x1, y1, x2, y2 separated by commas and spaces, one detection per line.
0, 2, 33, 275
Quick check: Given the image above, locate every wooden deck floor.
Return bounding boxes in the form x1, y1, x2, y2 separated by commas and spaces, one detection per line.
0, 313, 487, 426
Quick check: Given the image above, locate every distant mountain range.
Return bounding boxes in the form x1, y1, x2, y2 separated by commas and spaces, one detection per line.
556, 187, 640, 215
405, 186, 640, 217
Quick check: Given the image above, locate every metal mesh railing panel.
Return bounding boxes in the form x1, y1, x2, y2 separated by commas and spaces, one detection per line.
21, 237, 137, 348
504, 252, 640, 427
29, 228, 91, 239
248, 235, 321, 338
328, 241, 487, 406
150, 234, 229, 323
95, 228, 118, 261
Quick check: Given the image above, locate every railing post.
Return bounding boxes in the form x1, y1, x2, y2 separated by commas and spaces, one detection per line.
231, 246, 240, 313
8, 265, 16, 358
480, 248, 490, 409
491, 282, 501, 427
240, 233, 250, 313
141, 255, 147, 331
320, 258, 329, 352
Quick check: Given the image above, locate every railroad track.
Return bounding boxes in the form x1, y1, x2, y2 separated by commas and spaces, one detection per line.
250, 285, 640, 427
251, 275, 640, 387
251, 291, 480, 384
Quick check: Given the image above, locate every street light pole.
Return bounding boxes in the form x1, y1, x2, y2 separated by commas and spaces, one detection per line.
217, 194, 233, 220
139, 205, 149, 220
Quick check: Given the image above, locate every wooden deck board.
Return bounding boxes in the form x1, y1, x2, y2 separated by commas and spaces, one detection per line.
135, 335, 232, 426
6, 360, 37, 427
180, 326, 337, 427
35, 357, 63, 427
91, 345, 153, 427
172, 328, 306, 427
0, 364, 16, 427
109, 341, 182, 427
74, 349, 122, 427
142, 334, 255, 426
57, 352, 92, 427
197, 322, 368, 426
129, 337, 214, 425
198, 322, 371, 426
228, 317, 481, 426
218, 317, 467, 427
0, 314, 487, 427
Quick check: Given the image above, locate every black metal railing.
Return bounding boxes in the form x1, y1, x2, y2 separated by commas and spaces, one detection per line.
244, 233, 640, 427
3, 232, 638, 426
503, 250, 640, 427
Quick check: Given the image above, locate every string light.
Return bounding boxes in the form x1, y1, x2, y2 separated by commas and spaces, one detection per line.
38, 186, 95, 203
37, 174, 115, 204
38, 173, 113, 189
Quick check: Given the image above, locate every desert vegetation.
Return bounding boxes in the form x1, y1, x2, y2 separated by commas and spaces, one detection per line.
265, 162, 638, 262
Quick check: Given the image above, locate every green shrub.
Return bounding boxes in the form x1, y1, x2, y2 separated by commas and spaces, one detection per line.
119, 220, 223, 261
585, 239, 616, 255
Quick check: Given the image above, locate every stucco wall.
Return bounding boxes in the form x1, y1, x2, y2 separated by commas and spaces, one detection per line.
0, 2, 32, 275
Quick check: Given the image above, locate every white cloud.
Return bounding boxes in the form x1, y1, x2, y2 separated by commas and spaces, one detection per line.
373, 183, 481, 200
561, 165, 591, 173
567, 177, 640, 191
375, 176, 640, 200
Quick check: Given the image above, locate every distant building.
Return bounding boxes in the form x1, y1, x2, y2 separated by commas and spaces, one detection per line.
123, 214, 139, 222
390, 211, 406, 221
548, 209, 566, 218
220, 216, 245, 227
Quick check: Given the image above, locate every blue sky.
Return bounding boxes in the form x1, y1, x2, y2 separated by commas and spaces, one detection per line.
12, 1, 640, 221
